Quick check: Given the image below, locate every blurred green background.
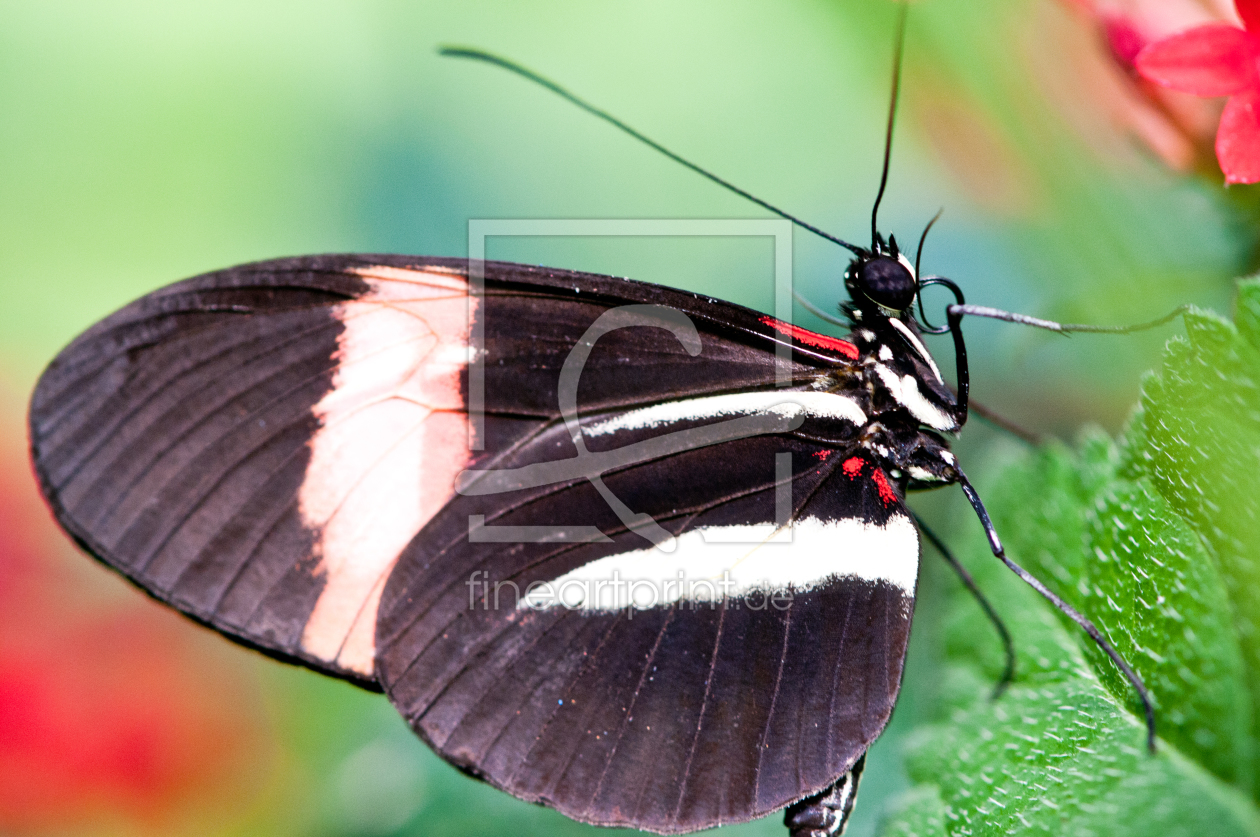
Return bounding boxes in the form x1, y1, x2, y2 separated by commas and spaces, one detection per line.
0, 1, 1250, 835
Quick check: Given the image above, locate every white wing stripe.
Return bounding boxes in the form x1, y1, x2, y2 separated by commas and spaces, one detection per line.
520, 515, 918, 611
584, 391, 866, 438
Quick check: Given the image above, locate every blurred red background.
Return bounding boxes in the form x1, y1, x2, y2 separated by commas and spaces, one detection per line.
0, 383, 270, 834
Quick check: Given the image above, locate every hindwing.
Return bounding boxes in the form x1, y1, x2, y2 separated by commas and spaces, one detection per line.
29, 253, 915, 832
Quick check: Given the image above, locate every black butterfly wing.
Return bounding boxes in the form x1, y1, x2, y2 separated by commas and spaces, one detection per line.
30, 253, 915, 832
28, 254, 850, 687
376, 412, 918, 834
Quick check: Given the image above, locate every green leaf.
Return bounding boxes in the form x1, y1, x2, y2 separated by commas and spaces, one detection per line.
880, 281, 1260, 836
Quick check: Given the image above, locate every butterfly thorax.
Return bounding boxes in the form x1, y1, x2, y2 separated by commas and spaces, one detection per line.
790, 249, 965, 493
847, 314, 959, 433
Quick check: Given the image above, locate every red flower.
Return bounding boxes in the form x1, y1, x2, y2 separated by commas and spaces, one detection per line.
1136, 0, 1260, 182
0, 394, 267, 833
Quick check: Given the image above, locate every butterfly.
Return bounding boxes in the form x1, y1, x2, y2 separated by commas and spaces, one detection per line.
27, 27, 1161, 837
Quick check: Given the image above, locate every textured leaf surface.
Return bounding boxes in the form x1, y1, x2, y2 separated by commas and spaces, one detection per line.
880, 280, 1260, 836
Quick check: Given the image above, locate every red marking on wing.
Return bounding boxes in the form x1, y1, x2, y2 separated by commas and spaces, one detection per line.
758, 316, 859, 359
813, 449, 834, 461
871, 468, 898, 506
841, 457, 864, 478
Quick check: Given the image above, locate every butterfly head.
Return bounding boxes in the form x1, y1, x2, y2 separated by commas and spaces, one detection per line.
845, 235, 918, 319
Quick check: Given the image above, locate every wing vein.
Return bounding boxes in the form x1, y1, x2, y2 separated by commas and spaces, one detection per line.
584, 605, 677, 811
505, 609, 633, 787
752, 601, 793, 805
668, 599, 728, 827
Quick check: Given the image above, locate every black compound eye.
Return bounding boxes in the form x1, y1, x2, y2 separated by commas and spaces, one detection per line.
858, 257, 916, 311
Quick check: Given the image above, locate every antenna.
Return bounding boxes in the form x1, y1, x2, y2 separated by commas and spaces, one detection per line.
914, 208, 943, 280
439, 46, 865, 256
870, 3, 909, 251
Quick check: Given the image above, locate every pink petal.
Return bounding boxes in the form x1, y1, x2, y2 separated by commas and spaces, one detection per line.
1218, 89, 1260, 183
1136, 24, 1259, 96
1239, 0, 1260, 35
1105, 16, 1146, 67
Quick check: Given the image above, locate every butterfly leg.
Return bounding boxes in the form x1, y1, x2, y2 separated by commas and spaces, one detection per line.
783, 753, 866, 837
966, 398, 1044, 447
912, 512, 1015, 698
955, 471, 1158, 752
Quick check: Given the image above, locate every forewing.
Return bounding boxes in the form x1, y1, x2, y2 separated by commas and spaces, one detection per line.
28, 254, 851, 685
376, 413, 918, 834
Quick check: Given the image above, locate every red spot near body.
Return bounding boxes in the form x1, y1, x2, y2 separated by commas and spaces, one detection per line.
871, 467, 898, 506
759, 316, 859, 359
813, 450, 834, 461
841, 457, 864, 478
